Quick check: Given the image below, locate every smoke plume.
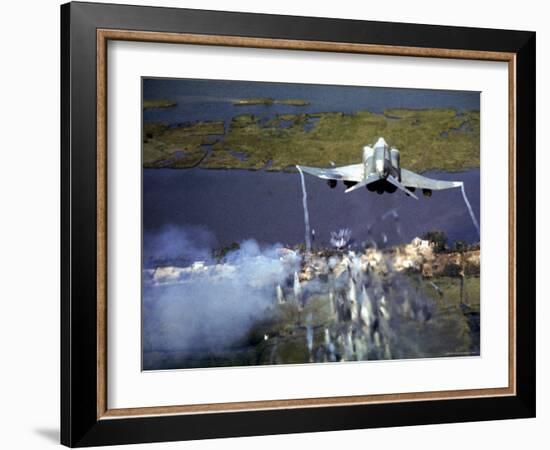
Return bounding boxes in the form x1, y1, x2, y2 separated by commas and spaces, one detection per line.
143, 225, 217, 267
142, 227, 301, 369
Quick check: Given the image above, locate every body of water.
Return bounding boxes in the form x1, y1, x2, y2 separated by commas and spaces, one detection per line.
143, 78, 480, 127
143, 167, 480, 260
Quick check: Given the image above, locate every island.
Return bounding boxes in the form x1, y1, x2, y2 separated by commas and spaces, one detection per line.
143, 99, 177, 110
233, 97, 310, 106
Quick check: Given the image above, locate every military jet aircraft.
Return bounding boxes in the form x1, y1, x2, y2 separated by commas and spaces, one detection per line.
297, 137, 463, 200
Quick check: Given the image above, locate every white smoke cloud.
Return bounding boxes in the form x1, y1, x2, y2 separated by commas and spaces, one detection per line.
142, 228, 301, 368
143, 225, 217, 267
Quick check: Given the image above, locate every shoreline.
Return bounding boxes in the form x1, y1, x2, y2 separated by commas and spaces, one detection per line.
143, 107, 480, 172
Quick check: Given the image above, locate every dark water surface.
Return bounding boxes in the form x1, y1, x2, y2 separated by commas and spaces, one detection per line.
143, 167, 480, 253
143, 78, 480, 127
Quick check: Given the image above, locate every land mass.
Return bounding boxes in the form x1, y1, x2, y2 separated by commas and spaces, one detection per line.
143, 108, 480, 172
234, 97, 310, 106
144, 238, 480, 369
143, 99, 178, 110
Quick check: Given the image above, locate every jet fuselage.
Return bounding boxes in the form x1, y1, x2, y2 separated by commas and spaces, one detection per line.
361, 137, 401, 194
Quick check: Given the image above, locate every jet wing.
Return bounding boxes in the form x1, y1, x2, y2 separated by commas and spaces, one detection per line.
297, 164, 364, 182
400, 169, 463, 191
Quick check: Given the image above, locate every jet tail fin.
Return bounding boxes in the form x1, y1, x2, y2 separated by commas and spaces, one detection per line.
344, 174, 380, 193
387, 175, 419, 200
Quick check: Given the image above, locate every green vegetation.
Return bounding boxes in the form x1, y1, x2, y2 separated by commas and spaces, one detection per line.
146, 274, 480, 369
422, 230, 448, 253
453, 240, 468, 252
213, 242, 240, 261
143, 108, 479, 171
413, 274, 480, 356
145, 295, 335, 369
422, 276, 480, 311
442, 262, 462, 277
143, 121, 224, 167
233, 97, 310, 106
143, 99, 177, 110
248, 296, 334, 365
421, 231, 480, 254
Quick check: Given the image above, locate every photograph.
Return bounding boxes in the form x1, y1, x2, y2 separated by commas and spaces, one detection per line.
141, 78, 481, 371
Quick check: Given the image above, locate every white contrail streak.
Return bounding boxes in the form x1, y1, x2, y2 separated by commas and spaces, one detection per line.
296, 166, 311, 253
460, 183, 480, 237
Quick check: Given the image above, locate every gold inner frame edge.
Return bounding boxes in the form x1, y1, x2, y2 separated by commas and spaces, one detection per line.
96, 29, 517, 420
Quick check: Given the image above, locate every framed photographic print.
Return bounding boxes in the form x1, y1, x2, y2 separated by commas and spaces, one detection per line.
61, 1, 536, 447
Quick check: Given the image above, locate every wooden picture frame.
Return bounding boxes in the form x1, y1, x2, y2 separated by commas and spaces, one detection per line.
61, 1, 535, 446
